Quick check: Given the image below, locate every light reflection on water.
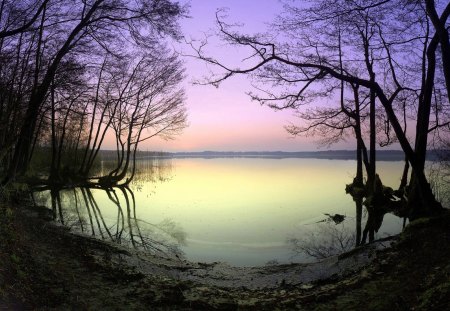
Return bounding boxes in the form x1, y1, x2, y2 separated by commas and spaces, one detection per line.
35, 158, 405, 266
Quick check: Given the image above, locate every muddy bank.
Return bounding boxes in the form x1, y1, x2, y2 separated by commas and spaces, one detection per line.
1, 203, 450, 310
102, 236, 394, 290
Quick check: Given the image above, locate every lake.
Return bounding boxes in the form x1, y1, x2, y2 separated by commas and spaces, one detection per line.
34, 157, 406, 266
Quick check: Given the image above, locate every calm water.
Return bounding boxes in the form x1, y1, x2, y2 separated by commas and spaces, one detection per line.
35, 158, 405, 266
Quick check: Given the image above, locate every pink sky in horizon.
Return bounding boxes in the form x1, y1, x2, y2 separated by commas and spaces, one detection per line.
131, 0, 356, 152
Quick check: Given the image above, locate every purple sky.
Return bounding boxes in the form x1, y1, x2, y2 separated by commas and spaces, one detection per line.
145, 0, 354, 152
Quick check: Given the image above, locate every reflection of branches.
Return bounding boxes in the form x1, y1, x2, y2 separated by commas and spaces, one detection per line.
80, 188, 95, 236
105, 189, 125, 241
73, 188, 84, 232
288, 222, 355, 260
121, 186, 185, 258
86, 188, 113, 240
121, 186, 136, 248
35, 186, 185, 260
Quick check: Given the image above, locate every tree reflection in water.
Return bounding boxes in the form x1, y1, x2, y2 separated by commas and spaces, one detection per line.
288, 195, 400, 261
33, 185, 186, 260
288, 220, 356, 260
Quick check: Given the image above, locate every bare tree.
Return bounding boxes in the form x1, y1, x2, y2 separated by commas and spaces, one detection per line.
0, 0, 49, 39
190, 0, 447, 218
1, 0, 187, 183
26, 50, 186, 186
97, 52, 187, 186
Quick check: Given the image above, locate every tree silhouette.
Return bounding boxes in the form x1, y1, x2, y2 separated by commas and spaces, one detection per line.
0, 0, 187, 184
0, 0, 187, 186
191, 0, 448, 218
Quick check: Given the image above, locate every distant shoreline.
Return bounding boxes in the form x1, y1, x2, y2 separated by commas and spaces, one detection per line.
100, 150, 449, 161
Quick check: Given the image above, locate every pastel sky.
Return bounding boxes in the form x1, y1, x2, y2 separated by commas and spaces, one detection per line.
144, 0, 354, 152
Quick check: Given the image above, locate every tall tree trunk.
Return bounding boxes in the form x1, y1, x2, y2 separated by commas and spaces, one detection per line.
368, 87, 376, 193
50, 82, 58, 181
4, 0, 104, 183
406, 25, 442, 218
425, 1, 450, 104
375, 86, 442, 218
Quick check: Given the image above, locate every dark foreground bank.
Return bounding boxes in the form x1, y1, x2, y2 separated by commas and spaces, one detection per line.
1, 202, 449, 310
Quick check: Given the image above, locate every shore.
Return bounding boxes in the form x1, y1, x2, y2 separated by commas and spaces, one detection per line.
1, 202, 450, 310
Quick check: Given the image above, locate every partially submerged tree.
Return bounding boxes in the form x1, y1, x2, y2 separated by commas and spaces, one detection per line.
98, 52, 187, 186
191, 0, 449, 219
27, 51, 187, 187
0, 0, 187, 184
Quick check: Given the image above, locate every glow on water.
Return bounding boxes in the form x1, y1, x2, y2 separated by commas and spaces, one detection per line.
40, 158, 406, 266
136, 158, 358, 265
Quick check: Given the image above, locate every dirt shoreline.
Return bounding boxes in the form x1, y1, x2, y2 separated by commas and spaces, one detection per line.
1, 203, 450, 310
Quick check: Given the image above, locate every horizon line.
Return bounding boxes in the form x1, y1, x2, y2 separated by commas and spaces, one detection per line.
99, 149, 414, 154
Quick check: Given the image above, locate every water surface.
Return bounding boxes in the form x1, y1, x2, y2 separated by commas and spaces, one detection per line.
35, 158, 405, 266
